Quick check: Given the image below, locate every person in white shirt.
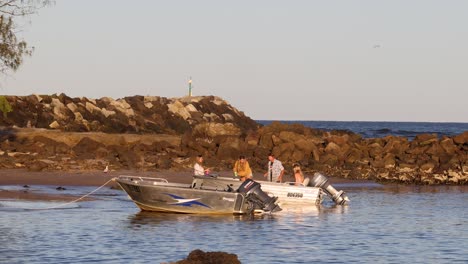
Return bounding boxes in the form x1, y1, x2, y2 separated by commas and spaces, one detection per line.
263, 153, 285, 182
194, 155, 210, 176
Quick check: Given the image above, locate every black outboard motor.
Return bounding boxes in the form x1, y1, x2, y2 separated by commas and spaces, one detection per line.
310, 173, 350, 205
238, 179, 281, 213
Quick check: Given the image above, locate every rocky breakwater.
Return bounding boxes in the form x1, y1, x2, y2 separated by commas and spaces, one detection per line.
0, 94, 467, 185
248, 122, 468, 185
0, 94, 258, 171
0, 93, 257, 134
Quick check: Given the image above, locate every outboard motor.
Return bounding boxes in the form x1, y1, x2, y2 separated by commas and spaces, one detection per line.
238, 179, 281, 213
310, 173, 350, 205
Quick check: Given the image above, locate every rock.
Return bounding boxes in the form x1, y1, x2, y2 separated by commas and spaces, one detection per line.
440, 138, 457, 155
398, 173, 414, 183
345, 149, 362, 164
245, 131, 260, 146
453, 131, 468, 145
185, 104, 197, 112
279, 142, 295, 154
50, 98, 69, 120
420, 162, 435, 173
193, 123, 242, 138
433, 173, 448, 183
85, 102, 101, 114
398, 163, 417, 172
383, 136, 409, 155
324, 142, 340, 154
294, 138, 316, 153
72, 137, 106, 159
168, 100, 191, 120
271, 134, 282, 146
28, 160, 49, 172
326, 134, 349, 146
368, 142, 384, 157
49, 121, 60, 129
291, 149, 305, 162
66, 102, 78, 112
447, 169, 462, 184
383, 154, 396, 169
110, 98, 135, 116
156, 157, 172, 169
101, 108, 116, 118
222, 113, 234, 121
172, 249, 240, 264
414, 133, 438, 146
278, 131, 304, 143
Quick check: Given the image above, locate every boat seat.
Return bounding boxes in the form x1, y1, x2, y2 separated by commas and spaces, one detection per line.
302, 177, 310, 187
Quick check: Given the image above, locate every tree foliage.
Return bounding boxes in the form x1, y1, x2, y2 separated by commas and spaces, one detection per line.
0, 0, 52, 74
0, 95, 11, 117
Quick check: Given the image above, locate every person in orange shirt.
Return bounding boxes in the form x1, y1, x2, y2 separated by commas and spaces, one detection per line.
233, 155, 253, 182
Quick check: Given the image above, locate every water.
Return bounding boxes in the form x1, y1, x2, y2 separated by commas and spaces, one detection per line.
257, 120, 468, 140
1, 184, 467, 263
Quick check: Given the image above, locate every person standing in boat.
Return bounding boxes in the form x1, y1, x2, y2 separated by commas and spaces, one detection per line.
292, 163, 305, 185
264, 153, 285, 183
194, 155, 210, 176
233, 155, 253, 182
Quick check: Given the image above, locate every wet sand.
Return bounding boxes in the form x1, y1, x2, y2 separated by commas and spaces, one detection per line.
0, 169, 193, 186
0, 169, 192, 201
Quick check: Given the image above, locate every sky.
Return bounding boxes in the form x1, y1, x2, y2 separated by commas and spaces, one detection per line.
2, 0, 468, 122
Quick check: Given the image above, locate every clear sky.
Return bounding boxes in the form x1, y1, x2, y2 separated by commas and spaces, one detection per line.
2, 0, 468, 122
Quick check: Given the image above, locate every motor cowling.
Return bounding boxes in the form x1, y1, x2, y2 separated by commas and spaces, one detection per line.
310, 173, 350, 205
238, 179, 281, 213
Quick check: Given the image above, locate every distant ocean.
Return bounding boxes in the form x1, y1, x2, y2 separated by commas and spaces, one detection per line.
256, 120, 468, 140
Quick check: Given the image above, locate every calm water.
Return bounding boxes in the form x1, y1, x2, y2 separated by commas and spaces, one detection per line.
257, 120, 468, 139
1, 183, 467, 263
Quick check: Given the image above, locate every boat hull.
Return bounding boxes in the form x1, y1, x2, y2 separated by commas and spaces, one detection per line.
116, 176, 250, 214
192, 176, 323, 206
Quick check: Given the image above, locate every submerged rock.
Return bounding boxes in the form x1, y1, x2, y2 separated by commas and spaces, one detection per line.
170, 249, 241, 264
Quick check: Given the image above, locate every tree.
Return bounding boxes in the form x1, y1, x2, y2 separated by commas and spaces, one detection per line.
0, 0, 53, 74
0, 95, 11, 117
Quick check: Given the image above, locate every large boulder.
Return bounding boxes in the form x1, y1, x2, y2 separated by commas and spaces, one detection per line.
453, 131, 468, 145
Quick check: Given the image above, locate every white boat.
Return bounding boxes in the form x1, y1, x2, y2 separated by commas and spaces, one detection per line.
191, 172, 350, 206
115, 176, 281, 215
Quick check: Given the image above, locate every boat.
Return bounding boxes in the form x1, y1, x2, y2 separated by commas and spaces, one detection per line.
115, 176, 281, 215
116, 172, 349, 215
191, 172, 350, 206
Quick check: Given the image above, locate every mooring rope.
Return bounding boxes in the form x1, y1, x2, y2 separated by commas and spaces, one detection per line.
16, 178, 116, 211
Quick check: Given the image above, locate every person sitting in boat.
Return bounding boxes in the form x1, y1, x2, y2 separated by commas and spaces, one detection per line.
233, 155, 253, 182
194, 155, 210, 176
292, 163, 305, 186
264, 153, 285, 183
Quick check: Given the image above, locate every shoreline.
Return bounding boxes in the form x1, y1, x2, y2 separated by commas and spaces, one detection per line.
0, 168, 368, 201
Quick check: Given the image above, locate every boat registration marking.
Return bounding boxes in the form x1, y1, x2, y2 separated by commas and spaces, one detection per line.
222, 197, 235, 202
287, 192, 304, 198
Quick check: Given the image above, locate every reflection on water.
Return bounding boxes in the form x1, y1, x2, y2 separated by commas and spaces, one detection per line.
0, 184, 467, 263
128, 203, 349, 226
129, 211, 254, 226
0, 200, 81, 211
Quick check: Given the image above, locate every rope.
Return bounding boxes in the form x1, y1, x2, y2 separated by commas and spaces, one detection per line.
18, 178, 115, 211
